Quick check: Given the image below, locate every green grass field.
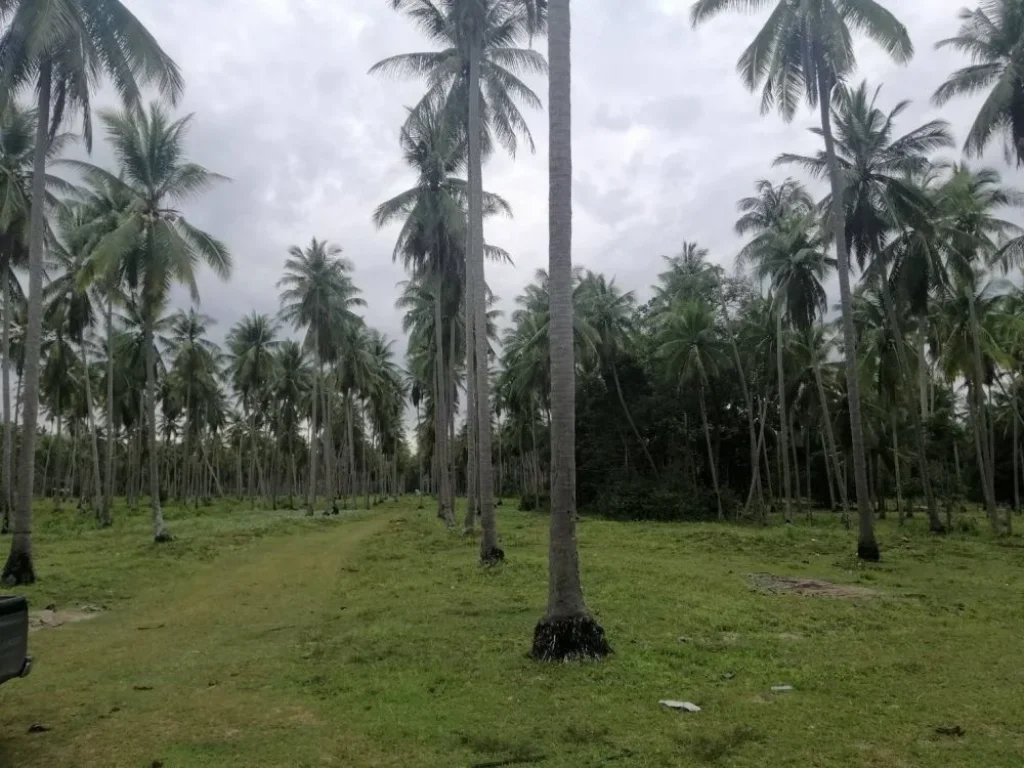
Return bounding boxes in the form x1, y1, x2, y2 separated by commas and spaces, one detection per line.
1, 498, 1023, 767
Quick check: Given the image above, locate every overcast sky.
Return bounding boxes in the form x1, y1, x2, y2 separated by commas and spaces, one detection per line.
96, 0, 1015, 356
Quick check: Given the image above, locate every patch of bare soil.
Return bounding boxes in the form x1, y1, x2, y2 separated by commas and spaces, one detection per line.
29, 605, 104, 632
749, 573, 877, 599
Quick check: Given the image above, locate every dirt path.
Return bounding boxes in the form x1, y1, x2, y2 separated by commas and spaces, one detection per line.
0, 513, 389, 768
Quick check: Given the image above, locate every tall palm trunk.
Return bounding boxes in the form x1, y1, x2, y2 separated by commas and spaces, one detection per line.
80, 339, 103, 523
965, 289, 997, 525
891, 411, 903, 520
876, 279, 942, 532
775, 310, 792, 523
721, 300, 761, 515
3, 60, 51, 583
467, 35, 501, 563
917, 324, 929, 420
2, 274, 12, 533
1014, 409, 1019, 514
103, 296, 115, 525
532, 0, 609, 661
307, 342, 319, 516
817, 64, 877, 561
145, 317, 170, 542
699, 380, 723, 520
812, 354, 848, 514
464, 293, 478, 533
433, 285, 454, 526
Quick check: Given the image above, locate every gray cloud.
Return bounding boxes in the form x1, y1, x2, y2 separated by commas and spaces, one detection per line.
75, 0, 1020, 356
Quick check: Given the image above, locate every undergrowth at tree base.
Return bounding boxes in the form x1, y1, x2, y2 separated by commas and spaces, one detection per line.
530, 614, 612, 662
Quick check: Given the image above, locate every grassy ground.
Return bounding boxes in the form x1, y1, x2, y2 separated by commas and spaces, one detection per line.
1, 498, 1022, 767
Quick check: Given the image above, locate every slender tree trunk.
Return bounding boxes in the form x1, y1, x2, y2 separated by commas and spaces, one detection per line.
821, 431, 836, 511
3, 60, 51, 582
347, 398, 356, 509
103, 298, 115, 524
775, 311, 792, 523
532, 0, 608, 660
812, 354, 848, 514
805, 427, 812, 519
433, 286, 454, 526
611, 362, 657, 476
790, 416, 801, 518
917, 324, 929, 421
965, 287, 998, 525
467, 31, 502, 563
892, 411, 903, 522
2, 274, 12, 533
699, 381, 723, 520
817, 64, 877, 560
722, 300, 762, 516
53, 406, 63, 510
145, 318, 170, 542
80, 339, 104, 523
464, 293, 478, 533
876, 278, 941, 531
307, 345, 319, 516
1014, 411, 1019, 514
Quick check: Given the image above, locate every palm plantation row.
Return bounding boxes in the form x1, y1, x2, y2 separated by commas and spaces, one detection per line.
3, 0, 1024, 661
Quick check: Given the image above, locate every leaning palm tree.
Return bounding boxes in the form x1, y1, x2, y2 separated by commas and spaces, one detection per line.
373, 0, 545, 563
933, 1, 1024, 164
691, 0, 914, 561
0, 0, 183, 583
72, 104, 231, 543
531, 0, 610, 662
278, 238, 365, 516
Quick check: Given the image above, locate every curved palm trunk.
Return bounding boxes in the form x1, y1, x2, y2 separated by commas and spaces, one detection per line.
817, 65, 877, 561
145, 319, 170, 542
3, 61, 51, 583
467, 34, 501, 563
432, 288, 454, 527
876, 278, 942, 531
2, 274, 12, 533
80, 339, 104, 523
103, 297, 115, 525
699, 380, 723, 520
531, 0, 609, 661
611, 362, 657, 476
775, 311, 792, 523
965, 290, 998, 526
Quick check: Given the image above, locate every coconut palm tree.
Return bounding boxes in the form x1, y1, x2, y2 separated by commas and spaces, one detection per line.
743, 211, 834, 523
577, 271, 657, 474
691, 0, 914, 561
657, 300, 729, 518
227, 313, 280, 506
278, 238, 365, 515
45, 204, 107, 522
531, 0, 609, 662
271, 341, 312, 509
933, 1, 1024, 164
934, 164, 1023, 525
777, 81, 954, 532
166, 309, 221, 507
373, 0, 545, 563
0, 0, 183, 583
70, 104, 231, 543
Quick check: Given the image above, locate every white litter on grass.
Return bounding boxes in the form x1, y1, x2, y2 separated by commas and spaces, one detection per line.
771, 685, 794, 692
659, 700, 701, 712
